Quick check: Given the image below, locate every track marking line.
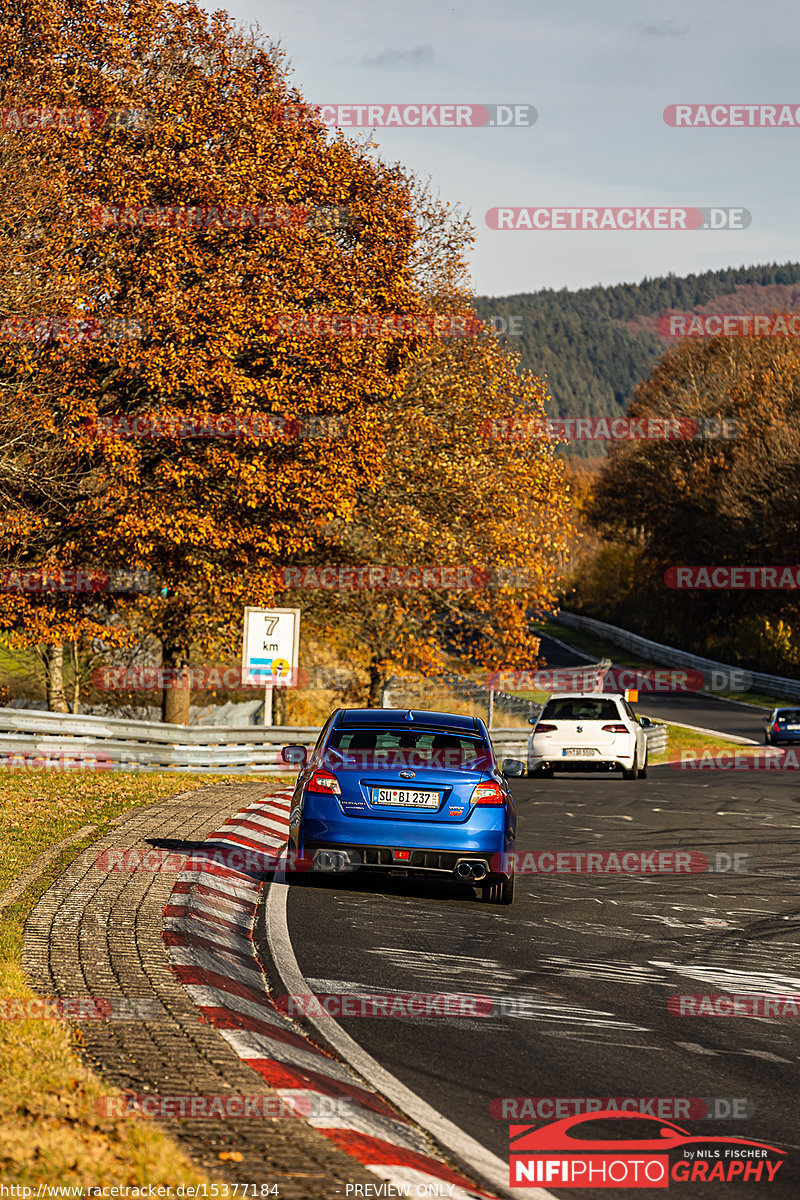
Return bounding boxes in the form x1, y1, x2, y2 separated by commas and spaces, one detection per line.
265, 869, 552, 1200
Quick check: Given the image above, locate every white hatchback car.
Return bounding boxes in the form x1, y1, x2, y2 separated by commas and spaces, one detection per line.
527, 692, 652, 779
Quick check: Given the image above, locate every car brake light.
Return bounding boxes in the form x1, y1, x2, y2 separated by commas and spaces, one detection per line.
774, 723, 781, 731
534, 723, 557, 733
306, 769, 341, 795
470, 781, 505, 806
602, 724, 629, 734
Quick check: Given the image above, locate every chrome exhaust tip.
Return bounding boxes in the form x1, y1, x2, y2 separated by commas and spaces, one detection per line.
455, 859, 488, 881
313, 849, 350, 873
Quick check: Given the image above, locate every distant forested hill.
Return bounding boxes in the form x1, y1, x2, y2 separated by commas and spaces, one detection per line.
473, 262, 800, 455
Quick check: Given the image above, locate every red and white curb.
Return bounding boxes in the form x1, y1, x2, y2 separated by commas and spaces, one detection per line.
163, 789, 497, 1199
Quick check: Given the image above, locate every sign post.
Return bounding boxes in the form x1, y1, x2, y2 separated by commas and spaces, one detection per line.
241, 608, 301, 726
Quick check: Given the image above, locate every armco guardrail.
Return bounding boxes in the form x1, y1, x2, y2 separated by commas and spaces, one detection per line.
0, 709, 320, 773
0, 709, 549, 773
555, 611, 800, 702
644, 724, 668, 755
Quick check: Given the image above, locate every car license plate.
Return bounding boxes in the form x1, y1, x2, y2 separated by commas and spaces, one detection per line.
788, 725, 800, 731
370, 787, 441, 808
563, 747, 596, 757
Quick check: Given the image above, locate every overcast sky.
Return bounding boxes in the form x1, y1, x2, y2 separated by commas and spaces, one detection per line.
208, 0, 800, 297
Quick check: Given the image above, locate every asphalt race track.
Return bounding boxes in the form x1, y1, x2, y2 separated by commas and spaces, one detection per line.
256, 642, 800, 1198
265, 767, 800, 1199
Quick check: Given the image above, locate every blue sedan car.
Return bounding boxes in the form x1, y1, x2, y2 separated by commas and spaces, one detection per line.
281, 708, 517, 904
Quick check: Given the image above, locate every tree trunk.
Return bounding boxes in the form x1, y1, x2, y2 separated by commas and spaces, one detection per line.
42, 642, 69, 712
273, 687, 288, 725
69, 640, 80, 713
367, 660, 384, 707
161, 642, 191, 725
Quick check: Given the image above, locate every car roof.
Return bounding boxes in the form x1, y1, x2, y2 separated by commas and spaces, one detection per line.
542, 692, 626, 701
335, 708, 480, 733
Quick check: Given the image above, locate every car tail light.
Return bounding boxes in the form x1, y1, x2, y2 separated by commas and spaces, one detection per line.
470, 781, 505, 806
774, 723, 781, 732
602, 724, 629, 734
534, 723, 558, 733
306, 769, 341, 795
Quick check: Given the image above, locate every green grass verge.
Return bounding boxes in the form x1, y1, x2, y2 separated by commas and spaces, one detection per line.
645, 721, 762, 765
0, 770, 294, 1188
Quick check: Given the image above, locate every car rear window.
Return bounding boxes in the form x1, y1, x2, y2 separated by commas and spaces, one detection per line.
540, 698, 622, 721
326, 727, 489, 766
776, 710, 800, 722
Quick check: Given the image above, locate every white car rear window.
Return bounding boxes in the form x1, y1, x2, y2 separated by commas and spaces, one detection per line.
540, 698, 621, 721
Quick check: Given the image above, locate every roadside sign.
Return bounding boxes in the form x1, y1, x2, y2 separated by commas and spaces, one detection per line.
241, 607, 300, 688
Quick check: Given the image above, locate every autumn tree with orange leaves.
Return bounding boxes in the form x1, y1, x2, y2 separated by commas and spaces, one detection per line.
0, 0, 573, 719
0, 0, 436, 720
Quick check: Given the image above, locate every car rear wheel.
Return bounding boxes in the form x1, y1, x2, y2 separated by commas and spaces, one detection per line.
639, 752, 648, 779
622, 755, 640, 781
481, 871, 515, 905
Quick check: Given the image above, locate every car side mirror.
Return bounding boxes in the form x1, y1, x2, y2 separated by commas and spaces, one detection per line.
281, 744, 308, 766
528, 716, 538, 725
639, 717, 653, 729
502, 758, 526, 776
